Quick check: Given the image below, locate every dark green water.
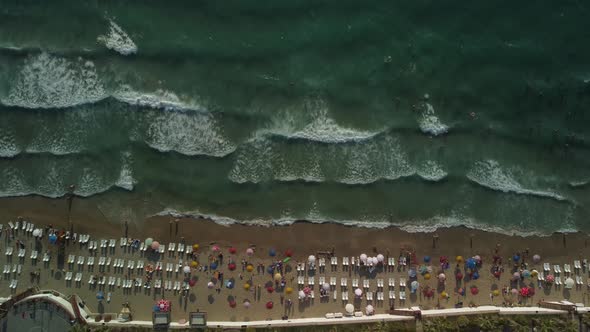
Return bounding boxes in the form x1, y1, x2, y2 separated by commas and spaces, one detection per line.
1, 1, 590, 234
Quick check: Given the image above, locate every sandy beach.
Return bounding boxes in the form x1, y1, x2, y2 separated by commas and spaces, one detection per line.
0, 196, 589, 323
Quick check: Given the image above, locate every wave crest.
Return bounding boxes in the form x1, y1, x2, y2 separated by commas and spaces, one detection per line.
419, 102, 449, 136
97, 18, 138, 55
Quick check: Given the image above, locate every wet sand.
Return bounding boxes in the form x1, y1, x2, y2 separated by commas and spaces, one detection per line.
0, 196, 589, 322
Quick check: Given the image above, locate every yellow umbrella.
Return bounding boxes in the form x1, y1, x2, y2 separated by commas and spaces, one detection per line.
285, 287, 293, 294
274, 273, 282, 281
243, 283, 251, 290
424, 273, 431, 280
455, 256, 464, 263
193, 244, 199, 251
440, 291, 448, 299
492, 289, 500, 297
531, 270, 538, 277
191, 261, 198, 268
246, 264, 254, 272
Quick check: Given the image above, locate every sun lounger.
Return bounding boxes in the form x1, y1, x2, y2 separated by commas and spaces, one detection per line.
366, 292, 373, 301
43, 253, 50, 262
298, 276, 304, 285
116, 278, 121, 287
17, 265, 21, 275
538, 272, 544, 281
87, 257, 94, 266
156, 262, 162, 271
8, 222, 14, 230
159, 245, 166, 254
137, 260, 144, 270
564, 264, 571, 273
330, 277, 337, 286
107, 276, 114, 286
165, 263, 172, 272
3, 265, 9, 274
89, 275, 96, 285
554, 265, 561, 273
377, 291, 384, 301
176, 243, 184, 253
17, 249, 25, 258
388, 257, 395, 267
400, 291, 406, 300
99, 257, 106, 266
389, 291, 396, 299
352, 279, 359, 288
543, 263, 550, 272
155, 279, 162, 288
388, 278, 395, 287
555, 276, 562, 285
75, 273, 82, 282
12, 264, 17, 273
21, 221, 27, 231
120, 238, 127, 247
10, 280, 18, 289
27, 223, 34, 233
308, 276, 315, 286
341, 292, 347, 301
341, 278, 347, 287
319, 258, 326, 267
331, 257, 337, 266
30, 250, 38, 260
169, 243, 176, 252
77, 256, 85, 265
310, 290, 315, 299
401, 257, 407, 266
5, 247, 13, 257
363, 280, 370, 289
574, 260, 582, 270
109, 239, 116, 248
319, 276, 325, 285
99, 276, 106, 285
377, 279, 384, 288
342, 257, 349, 267
106, 257, 111, 267
15, 221, 19, 231
399, 278, 406, 287
576, 276, 584, 285
128, 260, 135, 270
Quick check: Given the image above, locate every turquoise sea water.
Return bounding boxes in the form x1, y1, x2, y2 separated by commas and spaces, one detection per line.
1, 1, 590, 234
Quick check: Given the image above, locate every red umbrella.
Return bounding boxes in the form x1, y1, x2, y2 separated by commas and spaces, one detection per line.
545, 274, 555, 283
157, 299, 170, 312
229, 247, 237, 254
493, 271, 501, 278
228, 263, 236, 271
285, 249, 293, 257
439, 256, 448, 263
266, 301, 273, 309
267, 286, 274, 293
229, 300, 237, 308
520, 287, 529, 297
188, 279, 196, 287
303, 287, 311, 295
470, 286, 479, 295
455, 272, 463, 280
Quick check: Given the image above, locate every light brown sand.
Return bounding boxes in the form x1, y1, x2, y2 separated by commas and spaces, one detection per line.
0, 196, 589, 323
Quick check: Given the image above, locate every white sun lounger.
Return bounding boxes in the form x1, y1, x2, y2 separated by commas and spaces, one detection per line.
177, 243, 185, 253
168, 243, 176, 252
308, 276, 315, 286
319, 276, 325, 285
109, 239, 116, 248
399, 291, 406, 300
30, 250, 38, 260
166, 263, 173, 272
106, 257, 111, 267
366, 292, 373, 301
363, 280, 370, 289
576, 276, 584, 285
137, 260, 144, 270
21, 221, 27, 231
543, 263, 550, 272
87, 257, 94, 266
99, 276, 106, 285
331, 257, 338, 266
89, 275, 96, 285
319, 258, 326, 267
75, 273, 82, 282
100, 239, 107, 249
43, 253, 50, 262
159, 245, 166, 254
388, 257, 395, 267
10, 280, 18, 289
5, 247, 13, 257
330, 277, 337, 286
116, 278, 121, 287
574, 260, 582, 270
340, 278, 347, 287
15, 221, 19, 231
388, 278, 395, 287
554, 265, 561, 273
77, 256, 85, 265
342, 257, 349, 266
352, 279, 359, 288
538, 272, 544, 281
298, 276, 304, 285
8, 222, 14, 230
155, 279, 162, 288
3, 265, 10, 274
399, 278, 406, 287
18, 249, 25, 258
12, 264, 17, 273
17, 265, 21, 275
128, 260, 135, 270
99, 257, 106, 266
389, 291, 396, 299
120, 238, 127, 247
377, 279, 384, 288
564, 264, 571, 273
377, 291, 384, 301
555, 276, 562, 285
108, 276, 115, 286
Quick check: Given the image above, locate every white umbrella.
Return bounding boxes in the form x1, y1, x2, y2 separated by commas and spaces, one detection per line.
354, 288, 362, 296
411, 281, 419, 291
377, 254, 384, 262
438, 273, 446, 281
322, 283, 330, 291
183, 265, 191, 274
308, 255, 316, 263
365, 304, 374, 315
360, 254, 368, 263
345, 303, 354, 314
32, 229, 41, 237
372, 257, 379, 265
565, 277, 575, 289
298, 290, 306, 299
207, 282, 214, 289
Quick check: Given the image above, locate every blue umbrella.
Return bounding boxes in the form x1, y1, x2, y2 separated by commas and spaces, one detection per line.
423, 256, 431, 263
269, 248, 276, 257
407, 269, 417, 278
49, 234, 57, 244
210, 262, 218, 270
472, 271, 480, 280
513, 254, 520, 262
267, 266, 275, 275
96, 291, 104, 300
226, 281, 234, 289
466, 258, 476, 269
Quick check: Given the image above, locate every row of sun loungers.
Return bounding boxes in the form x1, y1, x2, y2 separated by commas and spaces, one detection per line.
3, 264, 22, 275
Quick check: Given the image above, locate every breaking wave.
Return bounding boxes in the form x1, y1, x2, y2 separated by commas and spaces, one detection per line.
97, 18, 138, 55
419, 102, 449, 136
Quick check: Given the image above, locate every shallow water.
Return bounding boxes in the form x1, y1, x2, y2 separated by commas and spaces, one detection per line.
1, 1, 590, 234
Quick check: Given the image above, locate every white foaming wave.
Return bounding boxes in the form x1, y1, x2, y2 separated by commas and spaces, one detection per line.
145, 110, 236, 157
417, 160, 447, 182
112, 87, 207, 113
0, 129, 19, 158
115, 152, 136, 191
97, 18, 138, 55
1, 53, 107, 109
228, 137, 273, 183
467, 160, 566, 201
153, 208, 564, 236
419, 102, 449, 136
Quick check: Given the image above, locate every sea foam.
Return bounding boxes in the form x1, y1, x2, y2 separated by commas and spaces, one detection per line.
419, 102, 449, 136
97, 18, 138, 55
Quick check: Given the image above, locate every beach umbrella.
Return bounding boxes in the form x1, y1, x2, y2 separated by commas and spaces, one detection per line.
377, 254, 385, 263
303, 287, 311, 295
545, 274, 555, 283
456, 256, 464, 263
210, 262, 218, 270
157, 299, 170, 312
283, 257, 291, 263
246, 248, 254, 256
457, 288, 465, 296
531, 270, 538, 277
411, 281, 419, 291
268, 248, 276, 257
274, 273, 282, 281
511, 288, 519, 295
211, 245, 220, 252
455, 272, 463, 281
533, 254, 541, 263
360, 254, 368, 263
183, 265, 191, 274
355, 288, 363, 297
207, 282, 214, 289
424, 273, 431, 280
228, 247, 237, 254
229, 300, 237, 308
266, 301, 273, 309
419, 265, 428, 274
440, 291, 448, 299
522, 270, 531, 278
365, 305, 374, 315
423, 256, 431, 263
322, 283, 330, 291
565, 277, 575, 289
474, 255, 481, 261
492, 289, 500, 297
513, 254, 520, 262
228, 263, 236, 271
520, 287, 529, 297
190, 261, 198, 268
438, 273, 446, 281
345, 304, 354, 314
408, 269, 417, 278
151, 241, 160, 250
285, 249, 293, 257
470, 286, 479, 295
96, 291, 104, 300
426, 266, 433, 273
308, 255, 316, 263
145, 238, 153, 246
512, 272, 520, 280
243, 283, 251, 290
285, 287, 293, 294
246, 264, 254, 272
32, 229, 41, 237
298, 290, 306, 299
189, 279, 196, 287
243, 300, 251, 308
466, 258, 476, 269
192, 244, 199, 251
266, 286, 274, 293
472, 271, 479, 280
493, 271, 501, 278
226, 281, 234, 289
49, 234, 57, 244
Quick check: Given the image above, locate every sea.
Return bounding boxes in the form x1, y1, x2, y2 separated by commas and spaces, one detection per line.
1, 1, 590, 236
